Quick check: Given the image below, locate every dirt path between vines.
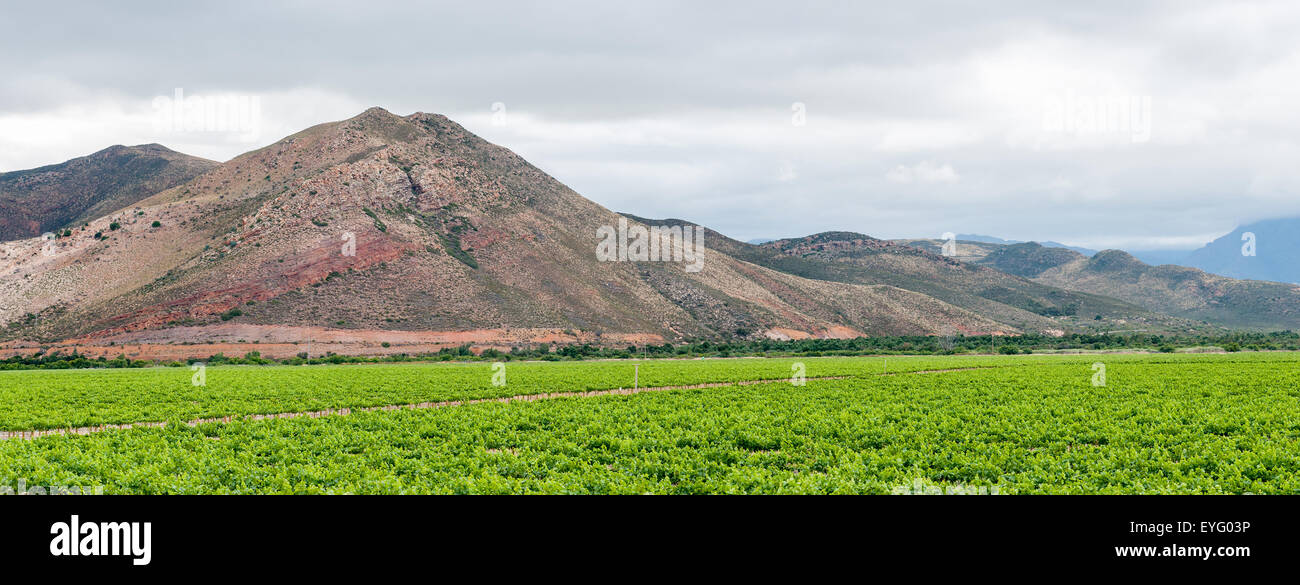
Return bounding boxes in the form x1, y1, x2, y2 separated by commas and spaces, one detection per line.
879, 367, 982, 376
0, 367, 987, 441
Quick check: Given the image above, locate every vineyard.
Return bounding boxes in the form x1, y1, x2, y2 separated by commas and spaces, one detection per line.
1, 353, 1297, 493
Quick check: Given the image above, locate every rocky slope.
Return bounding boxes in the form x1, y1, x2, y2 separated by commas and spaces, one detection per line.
977, 243, 1300, 330
0, 144, 217, 242
695, 228, 1166, 334
1, 108, 1014, 344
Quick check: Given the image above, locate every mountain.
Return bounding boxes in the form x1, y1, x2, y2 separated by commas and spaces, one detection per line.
1, 108, 1023, 345
1184, 218, 1300, 285
1126, 249, 1194, 267
976, 243, 1300, 330
957, 234, 1097, 257
972, 241, 1086, 279
0, 144, 218, 242
921, 234, 1208, 272
892, 237, 1006, 262
679, 227, 1167, 334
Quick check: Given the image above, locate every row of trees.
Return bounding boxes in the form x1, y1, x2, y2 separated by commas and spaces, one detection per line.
3, 330, 1296, 370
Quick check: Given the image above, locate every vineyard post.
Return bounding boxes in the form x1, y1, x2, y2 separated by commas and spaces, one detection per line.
634, 364, 639, 390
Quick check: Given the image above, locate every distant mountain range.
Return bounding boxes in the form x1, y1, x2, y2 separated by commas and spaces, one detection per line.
960, 217, 1300, 285
894, 238, 1300, 330
1, 108, 1296, 353
713, 231, 1169, 332
956, 234, 1097, 257
956, 236, 1199, 272
977, 243, 1300, 330
933, 233, 1197, 269
1184, 218, 1300, 285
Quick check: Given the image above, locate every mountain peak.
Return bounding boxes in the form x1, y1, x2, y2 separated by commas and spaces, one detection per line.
0, 144, 217, 241
337, 106, 411, 135
358, 106, 397, 118
977, 241, 1082, 278
1185, 217, 1300, 284
782, 231, 880, 246
1087, 249, 1145, 272
95, 143, 183, 158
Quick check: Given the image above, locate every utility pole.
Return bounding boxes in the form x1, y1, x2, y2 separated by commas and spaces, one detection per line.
634, 364, 639, 390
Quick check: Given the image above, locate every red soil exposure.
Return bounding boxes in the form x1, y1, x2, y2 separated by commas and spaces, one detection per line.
2, 325, 666, 361
91, 233, 410, 336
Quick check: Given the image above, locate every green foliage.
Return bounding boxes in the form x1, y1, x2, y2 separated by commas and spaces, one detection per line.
1, 354, 1297, 494
363, 207, 387, 232
439, 233, 477, 268
4, 331, 1299, 372
0, 356, 876, 431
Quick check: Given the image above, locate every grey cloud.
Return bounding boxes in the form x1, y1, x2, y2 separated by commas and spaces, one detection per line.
3, 0, 1298, 250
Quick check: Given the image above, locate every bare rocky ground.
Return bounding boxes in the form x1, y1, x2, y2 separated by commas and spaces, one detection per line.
0, 325, 664, 361
1, 107, 1014, 348
0, 144, 217, 242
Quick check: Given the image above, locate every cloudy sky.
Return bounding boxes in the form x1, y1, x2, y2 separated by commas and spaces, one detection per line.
3, 0, 1299, 250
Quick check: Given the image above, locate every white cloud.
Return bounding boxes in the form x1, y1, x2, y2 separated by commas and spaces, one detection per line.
4, 1, 1300, 249
886, 161, 960, 184
0, 88, 366, 169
